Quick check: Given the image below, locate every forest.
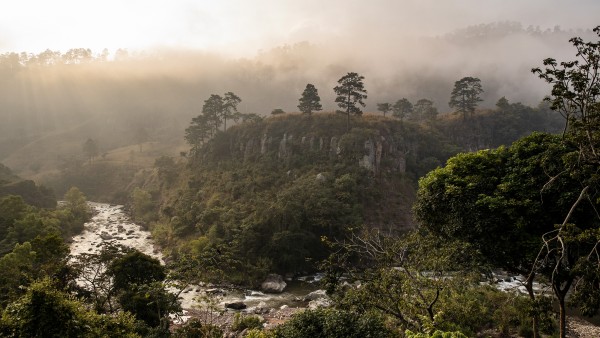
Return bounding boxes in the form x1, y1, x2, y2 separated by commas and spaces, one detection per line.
0, 17, 600, 338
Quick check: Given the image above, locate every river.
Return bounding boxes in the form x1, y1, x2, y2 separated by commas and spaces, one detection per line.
69, 202, 321, 313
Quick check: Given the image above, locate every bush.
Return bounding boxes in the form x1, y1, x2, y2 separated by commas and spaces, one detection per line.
172, 319, 223, 338
231, 313, 264, 332
272, 308, 396, 338
405, 330, 467, 338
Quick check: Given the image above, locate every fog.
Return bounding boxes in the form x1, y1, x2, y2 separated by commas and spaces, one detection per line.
1, 1, 599, 174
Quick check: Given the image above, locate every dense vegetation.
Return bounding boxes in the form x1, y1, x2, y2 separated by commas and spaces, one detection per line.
2, 21, 600, 338
126, 101, 561, 287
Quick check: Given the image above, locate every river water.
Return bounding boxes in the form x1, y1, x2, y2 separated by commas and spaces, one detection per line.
69, 202, 320, 312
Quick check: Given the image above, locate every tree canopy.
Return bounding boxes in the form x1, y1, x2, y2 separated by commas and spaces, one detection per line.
334, 72, 367, 130
449, 77, 483, 121
298, 83, 323, 115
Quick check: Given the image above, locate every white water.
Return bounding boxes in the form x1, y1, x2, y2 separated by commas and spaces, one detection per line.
69, 202, 320, 312
69, 202, 163, 262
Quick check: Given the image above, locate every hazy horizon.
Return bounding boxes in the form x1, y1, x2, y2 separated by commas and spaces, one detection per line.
2, 1, 599, 56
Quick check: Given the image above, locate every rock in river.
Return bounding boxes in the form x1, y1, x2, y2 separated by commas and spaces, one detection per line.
261, 274, 287, 293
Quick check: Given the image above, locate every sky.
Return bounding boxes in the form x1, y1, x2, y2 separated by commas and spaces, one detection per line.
1, 0, 599, 56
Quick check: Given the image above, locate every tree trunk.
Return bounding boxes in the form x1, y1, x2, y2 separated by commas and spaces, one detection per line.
558, 294, 566, 338
553, 278, 572, 338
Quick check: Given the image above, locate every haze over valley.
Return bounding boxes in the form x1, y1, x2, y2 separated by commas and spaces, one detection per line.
1, 1, 600, 337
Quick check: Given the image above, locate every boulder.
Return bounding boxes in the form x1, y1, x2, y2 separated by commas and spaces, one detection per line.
225, 302, 247, 310
261, 274, 287, 293
308, 298, 332, 309
303, 289, 328, 302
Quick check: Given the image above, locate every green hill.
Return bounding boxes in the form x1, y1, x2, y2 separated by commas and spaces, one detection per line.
127, 114, 463, 282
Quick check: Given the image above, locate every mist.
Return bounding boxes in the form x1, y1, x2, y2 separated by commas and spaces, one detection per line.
0, 16, 598, 175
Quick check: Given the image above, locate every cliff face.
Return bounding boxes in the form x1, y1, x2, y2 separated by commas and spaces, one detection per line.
185, 114, 459, 233
126, 114, 463, 275
203, 114, 434, 179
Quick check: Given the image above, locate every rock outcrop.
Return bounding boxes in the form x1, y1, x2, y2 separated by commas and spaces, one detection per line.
261, 274, 287, 293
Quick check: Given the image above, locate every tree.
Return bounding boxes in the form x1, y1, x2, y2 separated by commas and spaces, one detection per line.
202, 94, 224, 135
392, 98, 413, 121
63, 186, 90, 224
323, 230, 489, 335
530, 26, 600, 338
496, 96, 510, 111
131, 188, 155, 224
298, 83, 323, 115
271, 108, 285, 115
449, 77, 483, 121
185, 114, 211, 153
414, 132, 598, 338
413, 99, 437, 121
334, 72, 368, 131
0, 278, 140, 337
222, 92, 241, 131
82, 138, 99, 164
108, 250, 177, 329
376, 103, 392, 117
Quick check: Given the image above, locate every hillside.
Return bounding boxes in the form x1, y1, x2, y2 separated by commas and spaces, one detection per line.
124, 108, 562, 281
0, 163, 56, 208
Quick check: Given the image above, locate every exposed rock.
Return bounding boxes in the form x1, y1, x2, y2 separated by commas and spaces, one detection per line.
359, 139, 376, 172
308, 298, 332, 309
375, 138, 383, 172
261, 274, 287, 293
225, 302, 247, 310
244, 138, 257, 161
100, 232, 113, 240
260, 133, 269, 154
329, 137, 338, 158
278, 133, 288, 159
303, 289, 328, 302
205, 288, 226, 296
315, 173, 326, 183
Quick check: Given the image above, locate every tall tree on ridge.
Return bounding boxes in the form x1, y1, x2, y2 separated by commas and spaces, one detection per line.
222, 92, 241, 131
334, 72, 368, 131
298, 83, 323, 115
377, 103, 392, 117
449, 76, 484, 121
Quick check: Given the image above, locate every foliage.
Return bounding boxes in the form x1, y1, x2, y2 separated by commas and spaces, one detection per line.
271, 108, 286, 115
392, 98, 413, 121
298, 83, 323, 115
448, 77, 483, 121
413, 99, 438, 121
172, 319, 223, 338
529, 26, 600, 337
414, 132, 599, 337
0, 278, 140, 338
334, 72, 367, 130
405, 330, 467, 338
324, 230, 491, 333
377, 103, 392, 117
185, 91, 242, 153
167, 110, 560, 284
63, 186, 91, 227
71, 246, 179, 330
272, 308, 397, 338
324, 228, 552, 336
131, 187, 156, 224
231, 313, 264, 332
